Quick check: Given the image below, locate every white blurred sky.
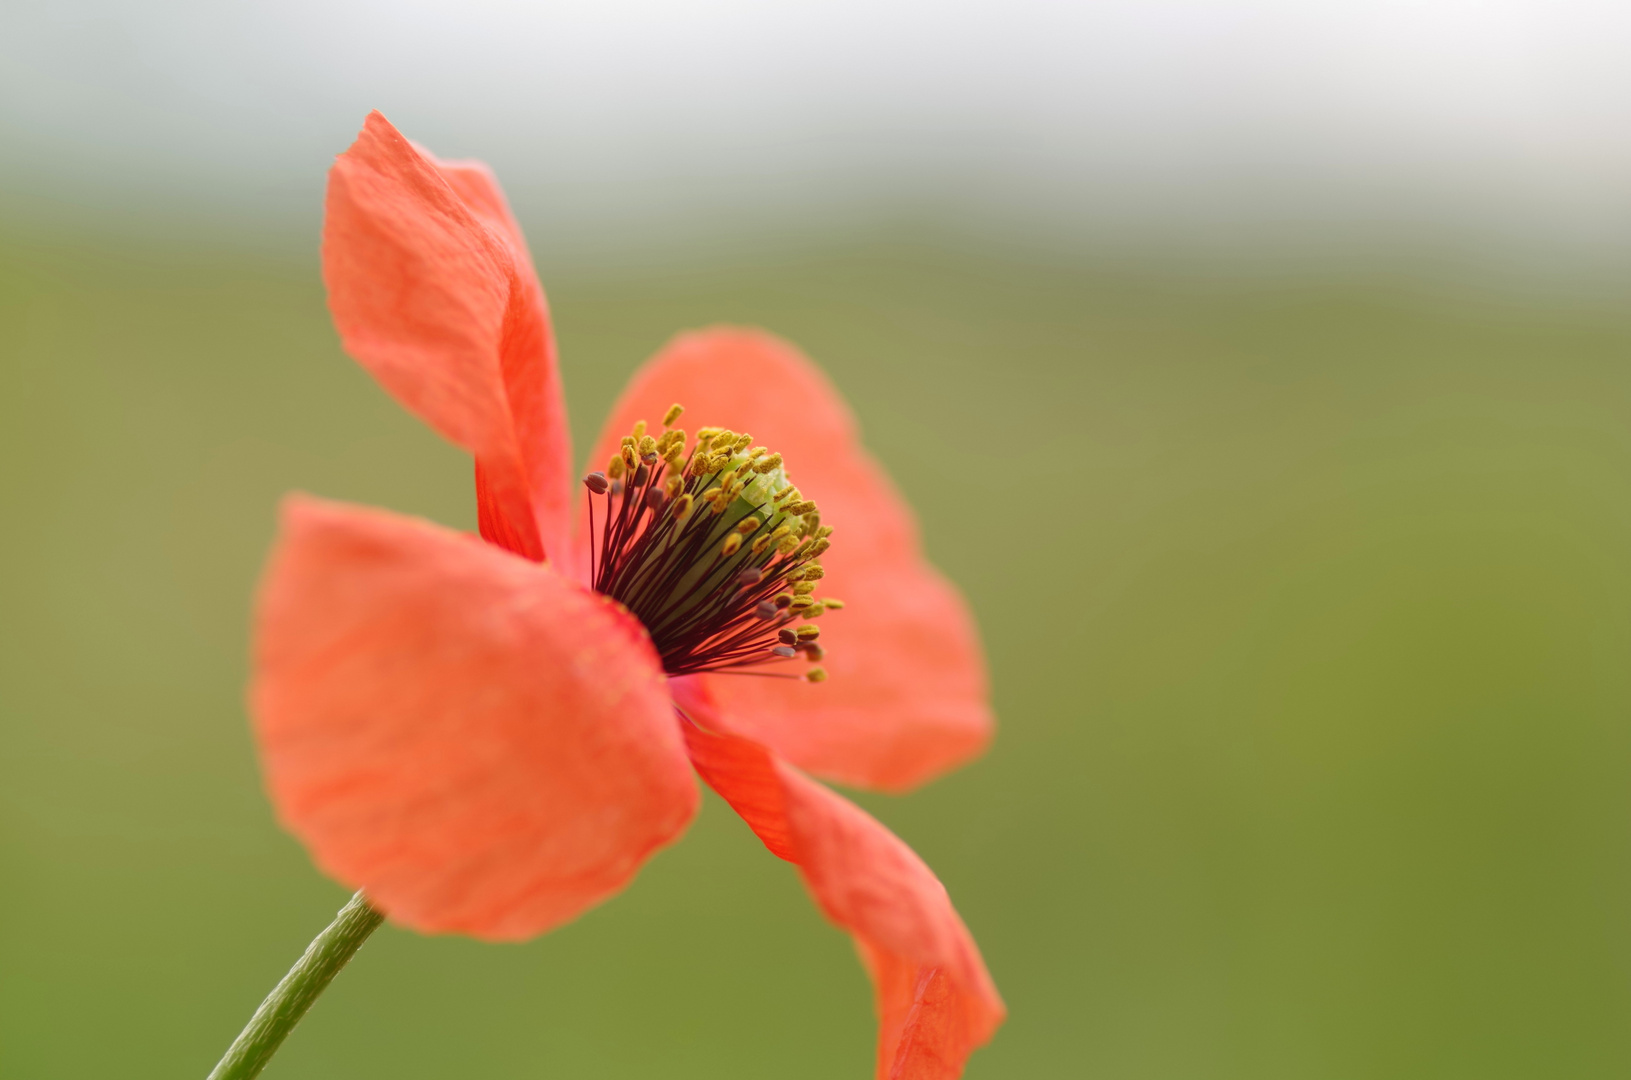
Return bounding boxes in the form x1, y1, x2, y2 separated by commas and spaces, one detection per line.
2, 0, 1628, 268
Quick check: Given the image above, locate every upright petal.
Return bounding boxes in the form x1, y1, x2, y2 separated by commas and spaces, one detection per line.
432, 154, 577, 573
251, 495, 697, 940
323, 112, 575, 564
680, 700, 1004, 1080
589, 328, 992, 791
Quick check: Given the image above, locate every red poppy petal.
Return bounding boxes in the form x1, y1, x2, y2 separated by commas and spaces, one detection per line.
251, 494, 697, 940
589, 328, 993, 791
680, 698, 1004, 1080
431, 154, 577, 572
323, 112, 575, 566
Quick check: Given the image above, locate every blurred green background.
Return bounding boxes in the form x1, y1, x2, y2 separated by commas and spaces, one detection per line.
3, 213, 1630, 1078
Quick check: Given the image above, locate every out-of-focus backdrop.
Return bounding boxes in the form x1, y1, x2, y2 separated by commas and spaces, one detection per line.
3, 2, 1629, 1077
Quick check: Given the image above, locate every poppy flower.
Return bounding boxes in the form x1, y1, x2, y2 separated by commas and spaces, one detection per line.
251, 111, 1004, 1078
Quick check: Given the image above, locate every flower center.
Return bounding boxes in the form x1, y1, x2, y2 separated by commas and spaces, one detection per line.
582, 403, 841, 680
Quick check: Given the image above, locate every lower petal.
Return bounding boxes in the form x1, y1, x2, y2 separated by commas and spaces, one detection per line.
251, 495, 697, 940
680, 689, 1004, 1079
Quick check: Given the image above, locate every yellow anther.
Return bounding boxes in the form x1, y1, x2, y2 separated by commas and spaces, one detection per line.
736, 517, 762, 534
697, 426, 722, 440
751, 534, 773, 555
787, 500, 817, 516
665, 475, 684, 499
671, 494, 694, 519
638, 435, 658, 457
746, 446, 768, 460
718, 468, 738, 489
663, 403, 684, 428
767, 524, 792, 543
773, 486, 799, 503
721, 534, 743, 556
713, 429, 736, 447
802, 642, 825, 661
801, 565, 825, 581
803, 603, 826, 618
620, 444, 639, 469
821, 597, 844, 610
795, 624, 820, 641
815, 525, 834, 539
807, 539, 830, 558
788, 595, 814, 611
732, 433, 753, 453
606, 455, 625, 480
805, 668, 828, 683
632, 420, 647, 440
793, 582, 816, 595
774, 592, 794, 606
753, 453, 783, 474
777, 536, 800, 555
621, 435, 636, 448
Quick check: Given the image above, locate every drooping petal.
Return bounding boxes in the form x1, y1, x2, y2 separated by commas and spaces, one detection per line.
589, 328, 993, 791
323, 111, 575, 566
251, 494, 697, 940
679, 694, 1004, 1080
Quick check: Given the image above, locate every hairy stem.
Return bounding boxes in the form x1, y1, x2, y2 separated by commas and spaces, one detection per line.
207, 890, 384, 1080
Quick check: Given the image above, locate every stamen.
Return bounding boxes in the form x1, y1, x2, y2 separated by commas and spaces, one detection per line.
578, 404, 837, 679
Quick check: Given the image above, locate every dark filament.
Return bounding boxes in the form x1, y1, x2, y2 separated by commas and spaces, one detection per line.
583, 448, 823, 678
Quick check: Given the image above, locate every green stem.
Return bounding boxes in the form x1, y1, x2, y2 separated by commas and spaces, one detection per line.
207, 890, 384, 1080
